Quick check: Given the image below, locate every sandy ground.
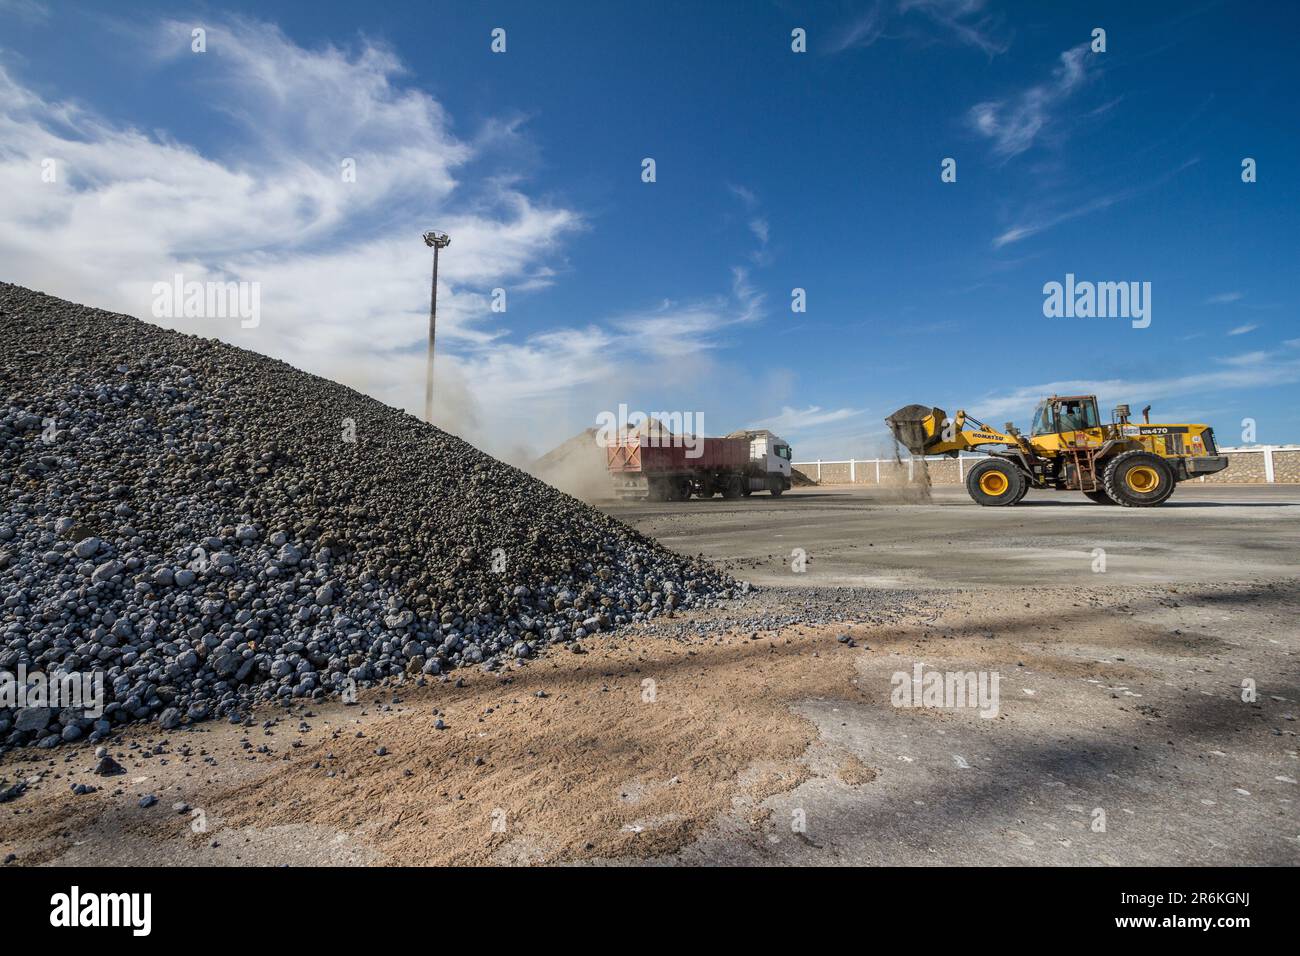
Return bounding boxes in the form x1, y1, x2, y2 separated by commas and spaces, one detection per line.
2, 486, 1297, 866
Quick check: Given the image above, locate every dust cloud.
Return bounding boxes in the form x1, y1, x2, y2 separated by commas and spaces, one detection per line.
525, 428, 614, 502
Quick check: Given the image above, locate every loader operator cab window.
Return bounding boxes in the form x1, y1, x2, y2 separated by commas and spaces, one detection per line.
1031, 402, 1053, 437
1057, 399, 1099, 433
1031, 399, 1100, 436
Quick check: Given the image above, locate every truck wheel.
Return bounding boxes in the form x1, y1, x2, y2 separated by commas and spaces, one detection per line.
1083, 489, 1116, 504
768, 476, 784, 497
677, 478, 693, 501
722, 476, 743, 499
1103, 451, 1175, 507
966, 459, 1024, 507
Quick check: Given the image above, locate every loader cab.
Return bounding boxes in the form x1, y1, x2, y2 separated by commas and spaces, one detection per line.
1031, 396, 1103, 444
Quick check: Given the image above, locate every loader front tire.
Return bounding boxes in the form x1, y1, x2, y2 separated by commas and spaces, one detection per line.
1103, 451, 1175, 507
966, 459, 1025, 507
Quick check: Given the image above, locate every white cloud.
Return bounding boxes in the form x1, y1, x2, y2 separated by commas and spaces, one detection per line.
899, 0, 1009, 56
829, 3, 889, 53
1227, 323, 1258, 336
971, 352, 1300, 423
0, 17, 764, 462
992, 157, 1199, 249
0, 0, 48, 23
830, 0, 1008, 56
968, 44, 1090, 158
1206, 291, 1244, 304
752, 405, 865, 432
1221, 350, 1269, 366
992, 193, 1119, 247
727, 183, 758, 208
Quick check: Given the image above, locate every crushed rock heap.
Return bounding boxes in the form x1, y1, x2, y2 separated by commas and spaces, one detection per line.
0, 284, 738, 750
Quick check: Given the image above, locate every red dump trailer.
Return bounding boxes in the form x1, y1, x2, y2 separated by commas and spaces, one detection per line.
606, 432, 792, 501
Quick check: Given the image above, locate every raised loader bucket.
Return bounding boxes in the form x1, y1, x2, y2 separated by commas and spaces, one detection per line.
885, 405, 947, 456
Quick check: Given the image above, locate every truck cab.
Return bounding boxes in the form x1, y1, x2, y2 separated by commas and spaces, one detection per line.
746, 430, 793, 479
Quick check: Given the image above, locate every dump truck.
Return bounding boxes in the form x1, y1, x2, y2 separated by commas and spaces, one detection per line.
886, 395, 1228, 507
606, 428, 793, 501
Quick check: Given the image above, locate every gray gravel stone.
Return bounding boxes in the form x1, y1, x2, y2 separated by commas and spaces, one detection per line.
0, 283, 737, 750
73, 536, 101, 559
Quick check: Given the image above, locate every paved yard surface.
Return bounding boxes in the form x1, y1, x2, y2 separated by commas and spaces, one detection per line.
3, 487, 1295, 866
600, 484, 1300, 589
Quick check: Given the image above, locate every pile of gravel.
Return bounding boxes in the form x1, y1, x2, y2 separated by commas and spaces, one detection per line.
0, 284, 737, 750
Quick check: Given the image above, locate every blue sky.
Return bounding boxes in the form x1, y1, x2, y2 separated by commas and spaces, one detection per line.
1, 0, 1296, 460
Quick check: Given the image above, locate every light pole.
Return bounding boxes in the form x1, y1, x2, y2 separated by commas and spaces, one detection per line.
421, 230, 451, 424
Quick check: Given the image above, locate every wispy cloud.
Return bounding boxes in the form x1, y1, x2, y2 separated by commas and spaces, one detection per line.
827, 1, 889, 53
973, 350, 1300, 422
752, 405, 865, 433
1206, 291, 1244, 304
899, 0, 1010, 56
829, 0, 1008, 56
609, 269, 764, 360
992, 193, 1120, 248
727, 182, 772, 262
1221, 350, 1269, 366
0, 0, 49, 23
992, 157, 1199, 248
1227, 323, 1258, 336
0, 16, 767, 460
968, 43, 1091, 159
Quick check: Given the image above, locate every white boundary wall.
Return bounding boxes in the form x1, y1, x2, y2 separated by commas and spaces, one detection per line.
794, 445, 1300, 485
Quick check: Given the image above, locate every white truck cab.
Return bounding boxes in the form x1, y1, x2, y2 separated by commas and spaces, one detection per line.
747, 430, 793, 478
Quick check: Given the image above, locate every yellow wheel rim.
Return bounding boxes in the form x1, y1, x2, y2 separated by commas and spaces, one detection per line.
1126, 465, 1160, 493
979, 471, 1009, 496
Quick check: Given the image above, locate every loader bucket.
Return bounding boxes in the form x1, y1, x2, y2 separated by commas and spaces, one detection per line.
885, 405, 947, 456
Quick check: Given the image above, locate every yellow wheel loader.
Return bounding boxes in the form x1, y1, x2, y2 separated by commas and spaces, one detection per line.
886, 396, 1229, 507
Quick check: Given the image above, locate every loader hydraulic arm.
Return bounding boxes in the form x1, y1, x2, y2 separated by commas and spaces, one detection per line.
886, 405, 1029, 457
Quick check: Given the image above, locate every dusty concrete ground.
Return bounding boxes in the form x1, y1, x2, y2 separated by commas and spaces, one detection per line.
603, 484, 1300, 589
2, 486, 1296, 865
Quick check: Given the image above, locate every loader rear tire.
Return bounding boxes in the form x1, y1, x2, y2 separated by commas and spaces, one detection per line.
1103, 451, 1175, 507
966, 458, 1025, 507
1083, 489, 1116, 504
